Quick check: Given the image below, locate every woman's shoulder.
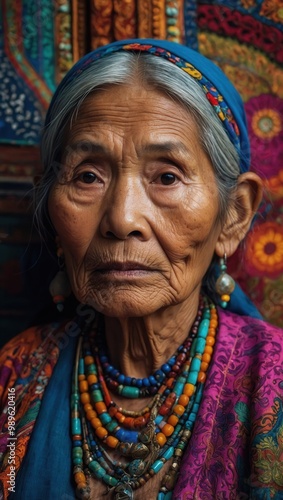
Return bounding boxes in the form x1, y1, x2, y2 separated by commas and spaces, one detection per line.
219, 307, 283, 340
1, 325, 46, 357
0, 321, 66, 407
0, 321, 66, 358
217, 308, 283, 368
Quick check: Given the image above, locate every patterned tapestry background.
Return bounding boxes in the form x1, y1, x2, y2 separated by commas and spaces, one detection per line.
0, 0, 282, 345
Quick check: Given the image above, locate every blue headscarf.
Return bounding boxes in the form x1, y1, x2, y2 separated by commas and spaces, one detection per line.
46, 38, 250, 173
45, 38, 261, 319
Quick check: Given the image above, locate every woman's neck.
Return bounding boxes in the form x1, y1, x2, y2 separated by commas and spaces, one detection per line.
104, 288, 201, 378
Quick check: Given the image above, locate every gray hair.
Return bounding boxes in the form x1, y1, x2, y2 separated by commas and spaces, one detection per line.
35, 51, 241, 236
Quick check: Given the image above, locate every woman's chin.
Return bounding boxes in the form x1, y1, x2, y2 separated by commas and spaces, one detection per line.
82, 292, 167, 318
75, 278, 172, 318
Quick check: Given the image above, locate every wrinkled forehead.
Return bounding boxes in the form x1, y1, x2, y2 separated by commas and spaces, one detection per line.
45, 39, 250, 172
62, 83, 207, 168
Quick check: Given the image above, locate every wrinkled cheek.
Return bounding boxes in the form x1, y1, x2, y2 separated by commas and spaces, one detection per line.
60, 220, 94, 254
161, 203, 216, 247
161, 232, 219, 298
167, 261, 193, 295
49, 188, 96, 247
63, 253, 90, 300
51, 214, 96, 277
158, 229, 204, 263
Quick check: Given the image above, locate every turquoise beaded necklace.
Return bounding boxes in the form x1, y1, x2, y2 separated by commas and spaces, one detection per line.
71, 296, 218, 499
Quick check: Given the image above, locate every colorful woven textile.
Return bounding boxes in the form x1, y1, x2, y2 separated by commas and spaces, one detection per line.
0, 0, 74, 145
0, 310, 282, 498
191, 0, 283, 327
0, 323, 61, 498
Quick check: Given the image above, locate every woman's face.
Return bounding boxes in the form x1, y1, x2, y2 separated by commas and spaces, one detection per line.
49, 83, 224, 317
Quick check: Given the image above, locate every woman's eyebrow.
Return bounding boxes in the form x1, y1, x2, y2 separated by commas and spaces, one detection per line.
66, 141, 190, 156
139, 141, 191, 157
64, 140, 112, 158
63, 140, 194, 168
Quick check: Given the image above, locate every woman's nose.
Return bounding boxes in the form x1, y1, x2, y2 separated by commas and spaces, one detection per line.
99, 179, 151, 241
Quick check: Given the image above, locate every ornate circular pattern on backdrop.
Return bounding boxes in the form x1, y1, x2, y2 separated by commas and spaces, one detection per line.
197, 0, 283, 326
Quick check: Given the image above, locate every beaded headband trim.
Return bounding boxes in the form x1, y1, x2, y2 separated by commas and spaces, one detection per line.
61, 42, 241, 158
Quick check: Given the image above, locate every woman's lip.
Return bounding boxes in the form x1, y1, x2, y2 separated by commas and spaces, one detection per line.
96, 269, 153, 278
96, 262, 154, 272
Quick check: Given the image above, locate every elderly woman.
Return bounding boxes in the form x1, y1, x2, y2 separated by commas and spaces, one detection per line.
0, 39, 283, 500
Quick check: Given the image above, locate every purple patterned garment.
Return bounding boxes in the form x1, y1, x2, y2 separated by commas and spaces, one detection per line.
174, 309, 283, 499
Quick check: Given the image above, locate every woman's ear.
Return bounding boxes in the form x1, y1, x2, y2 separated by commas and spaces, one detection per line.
215, 172, 263, 258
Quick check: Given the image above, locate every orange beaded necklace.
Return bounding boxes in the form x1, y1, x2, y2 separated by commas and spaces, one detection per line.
71, 296, 218, 499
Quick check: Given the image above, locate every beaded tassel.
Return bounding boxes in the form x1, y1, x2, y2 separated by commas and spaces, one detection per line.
71, 297, 218, 499
215, 255, 235, 308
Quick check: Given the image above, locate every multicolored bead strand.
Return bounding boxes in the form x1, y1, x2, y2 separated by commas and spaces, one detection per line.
71, 297, 218, 499
71, 335, 91, 499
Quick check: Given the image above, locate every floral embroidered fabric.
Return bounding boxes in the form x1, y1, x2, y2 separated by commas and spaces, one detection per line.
174, 309, 283, 499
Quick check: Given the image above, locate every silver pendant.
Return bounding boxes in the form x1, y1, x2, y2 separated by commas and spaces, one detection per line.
118, 441, 149, 459
114, 483, 133, 500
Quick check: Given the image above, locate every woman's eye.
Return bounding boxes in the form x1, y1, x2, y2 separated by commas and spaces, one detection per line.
160, 173, 178, 185
78, 171, 98, 184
